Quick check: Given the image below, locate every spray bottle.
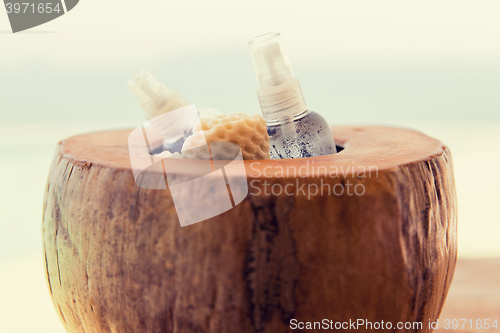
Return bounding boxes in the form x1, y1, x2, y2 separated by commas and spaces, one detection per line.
249, 32, 337, 159
127, 70, 198, 153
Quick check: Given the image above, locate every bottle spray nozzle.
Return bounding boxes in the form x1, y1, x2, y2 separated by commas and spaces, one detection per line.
127, 70, 189, 120
249, 32, 293, 88
127, 70, 163, 106
249, 32, 307, 123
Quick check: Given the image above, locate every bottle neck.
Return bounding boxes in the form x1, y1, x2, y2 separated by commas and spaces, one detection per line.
257, 77, 307, 124
142, 87, 189, 120
265, 109, 310, 126
148, 104, 198, 142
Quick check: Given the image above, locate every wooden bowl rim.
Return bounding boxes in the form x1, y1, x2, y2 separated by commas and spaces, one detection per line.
58, 125, 447, 179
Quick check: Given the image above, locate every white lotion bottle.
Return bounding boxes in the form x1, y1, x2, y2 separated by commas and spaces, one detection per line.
249, 32, 337, 159
127, 70, 198, 153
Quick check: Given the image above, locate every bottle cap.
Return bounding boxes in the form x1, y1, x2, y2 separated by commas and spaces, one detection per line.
249, 32, 307, 123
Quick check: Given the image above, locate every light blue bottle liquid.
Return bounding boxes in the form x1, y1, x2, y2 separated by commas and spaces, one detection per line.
266, 109, 337, 159
249, 32, 337, 159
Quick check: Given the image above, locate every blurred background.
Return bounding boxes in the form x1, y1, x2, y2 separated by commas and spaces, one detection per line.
1, 0, 499, 331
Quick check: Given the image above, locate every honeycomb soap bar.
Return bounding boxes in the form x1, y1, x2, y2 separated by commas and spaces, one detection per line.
182, 113, 270, 160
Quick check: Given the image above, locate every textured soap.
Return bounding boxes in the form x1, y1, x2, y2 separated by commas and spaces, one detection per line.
182, 113, 270, 160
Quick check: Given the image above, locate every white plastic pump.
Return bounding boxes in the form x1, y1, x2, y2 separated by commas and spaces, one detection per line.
127, 70, 197, 152
127, 70, 189, 120
249, 32, 307, 123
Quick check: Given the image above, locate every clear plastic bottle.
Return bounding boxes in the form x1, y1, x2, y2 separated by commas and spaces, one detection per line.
127, 70, 197, 153
249, 32, 337, 159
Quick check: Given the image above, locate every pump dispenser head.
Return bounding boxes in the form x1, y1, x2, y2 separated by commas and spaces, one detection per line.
127, 70, 189, 120
249, 32, 307, 123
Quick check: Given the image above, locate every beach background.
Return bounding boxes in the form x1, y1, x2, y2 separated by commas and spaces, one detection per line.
1, 0, 499, 331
